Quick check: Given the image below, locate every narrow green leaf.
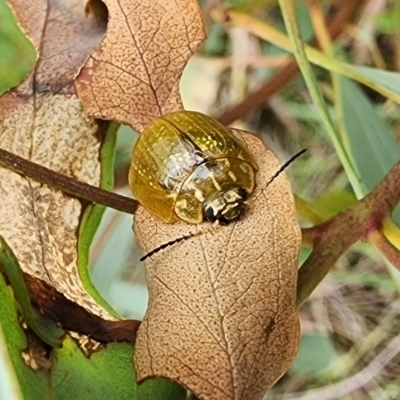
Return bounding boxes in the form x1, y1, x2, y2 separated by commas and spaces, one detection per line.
346, 66, 400, 98
77, 122, 120, 317
0, 236, 63, 347
337, 78, 400, 223
277, 0, 361, 192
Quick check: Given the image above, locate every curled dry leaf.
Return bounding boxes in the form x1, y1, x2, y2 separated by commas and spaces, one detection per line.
76, 0, 206, 132
134, 131, 301, 400
0, 0, 123, 333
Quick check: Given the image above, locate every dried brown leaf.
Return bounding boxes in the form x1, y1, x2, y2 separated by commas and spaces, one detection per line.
76, 0, 206, 132
134, 131, 301, 400
0, 0, 116, 324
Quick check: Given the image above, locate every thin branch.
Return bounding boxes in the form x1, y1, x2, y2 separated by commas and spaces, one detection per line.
0, 147, 138, 215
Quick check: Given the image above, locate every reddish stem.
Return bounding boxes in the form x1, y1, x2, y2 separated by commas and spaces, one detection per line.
297, 160, 400, 308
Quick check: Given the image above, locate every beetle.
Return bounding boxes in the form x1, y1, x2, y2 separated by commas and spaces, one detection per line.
129, 110, 258, 225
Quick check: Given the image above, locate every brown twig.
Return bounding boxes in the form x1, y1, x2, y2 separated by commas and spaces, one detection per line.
297, 160, 400, 308
0, 147, 139, 215
215, 0, 364, 125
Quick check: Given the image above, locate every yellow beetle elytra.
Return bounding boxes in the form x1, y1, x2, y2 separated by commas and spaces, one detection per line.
129, 111, 258, 225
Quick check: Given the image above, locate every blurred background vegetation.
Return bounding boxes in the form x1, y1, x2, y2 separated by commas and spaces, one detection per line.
1, 0, 400, 399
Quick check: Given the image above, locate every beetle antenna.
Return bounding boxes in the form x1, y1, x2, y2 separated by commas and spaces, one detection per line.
140, 222, 219, 262
140, 234, 193, 261
254, 148, 307, 200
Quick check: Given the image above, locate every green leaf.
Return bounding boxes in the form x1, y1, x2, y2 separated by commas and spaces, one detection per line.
311, 191, 357, 220
50, 340, 137, 400
53, 340, 186, 400
290, 333, 337, 375
136, 377, 187, 400
0, 0, 36, 95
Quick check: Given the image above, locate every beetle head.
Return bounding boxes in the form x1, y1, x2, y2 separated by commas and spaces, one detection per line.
203, 187, 248, 225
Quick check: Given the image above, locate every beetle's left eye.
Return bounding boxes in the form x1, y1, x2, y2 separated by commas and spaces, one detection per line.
237, 187, 248, 201
204, 206, 217, 222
